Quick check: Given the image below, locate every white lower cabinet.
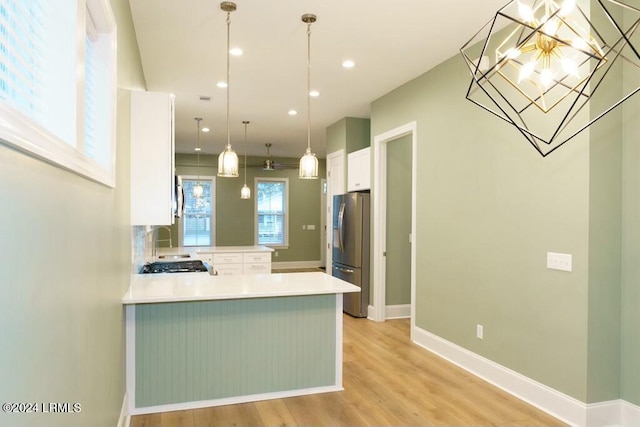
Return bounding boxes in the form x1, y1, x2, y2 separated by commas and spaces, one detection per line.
207, 251, 272, 276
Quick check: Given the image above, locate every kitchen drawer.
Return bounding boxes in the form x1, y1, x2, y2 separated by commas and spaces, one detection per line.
213, 264, 243, 276
242, 252, 271, 263
243, 263, 271, 275
213, 253, 242, 264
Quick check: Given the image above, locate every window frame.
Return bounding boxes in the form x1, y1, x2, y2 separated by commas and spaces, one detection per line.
255, 177, 289, 249
0, 0, 117, 187
178, 175, 216, 247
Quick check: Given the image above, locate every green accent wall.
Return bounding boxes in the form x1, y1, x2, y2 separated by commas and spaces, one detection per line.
385, 134, 412, 306
174, 154, 325, 263
326, 117, 371, 155
370, 35, 640, 403
0, 1, 144, 426
621, 7, 640, 405
134, 295, 337, 408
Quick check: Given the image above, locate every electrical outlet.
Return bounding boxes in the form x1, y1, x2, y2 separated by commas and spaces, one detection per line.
307, 224, 315, 230
476, 324, 484, 340
547, 252, 572, 272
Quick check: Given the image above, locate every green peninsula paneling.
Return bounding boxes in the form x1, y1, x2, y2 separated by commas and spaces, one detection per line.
134, 295, 337, 408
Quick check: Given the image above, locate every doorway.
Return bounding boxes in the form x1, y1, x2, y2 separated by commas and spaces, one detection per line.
371, 122, 417, 335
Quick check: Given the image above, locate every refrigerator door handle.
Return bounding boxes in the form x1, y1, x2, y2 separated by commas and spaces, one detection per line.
333, 265, 355, 274
338, 201, 346, 253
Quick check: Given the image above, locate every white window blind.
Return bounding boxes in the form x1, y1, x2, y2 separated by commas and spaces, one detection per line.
0, 0, 77, 146
0, 0, 116, 187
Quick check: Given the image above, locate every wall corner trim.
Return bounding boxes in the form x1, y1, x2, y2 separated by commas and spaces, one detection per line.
117, 392, 130, 427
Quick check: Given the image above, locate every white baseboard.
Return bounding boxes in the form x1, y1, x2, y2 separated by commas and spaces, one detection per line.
586, 400, 622, 427
412, 325, 586, 426
412, 325, 640, 427
621, 400, 640, 427
272, 260, 322, 269
117, 393, 129, 427
129, 385, 342, 416
385, 304, 410, 319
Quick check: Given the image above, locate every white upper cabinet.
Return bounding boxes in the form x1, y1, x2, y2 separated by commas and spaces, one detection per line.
347, 147, 371, 192
130, 91, 176, 225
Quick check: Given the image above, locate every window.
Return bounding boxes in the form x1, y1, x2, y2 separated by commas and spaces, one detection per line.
0, 0, 117, 187
256, 178, 288, 247
179, 177, 215, 247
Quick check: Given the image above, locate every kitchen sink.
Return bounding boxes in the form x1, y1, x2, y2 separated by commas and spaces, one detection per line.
157, 254, 191, 260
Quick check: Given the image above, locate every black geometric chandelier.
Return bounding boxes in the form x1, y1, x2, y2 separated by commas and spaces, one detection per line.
460, 0, 640, 157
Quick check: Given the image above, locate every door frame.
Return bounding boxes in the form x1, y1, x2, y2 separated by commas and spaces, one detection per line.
371, 122, 417, 333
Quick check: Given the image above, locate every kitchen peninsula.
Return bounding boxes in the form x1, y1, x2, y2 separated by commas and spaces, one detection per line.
123, 271, 359, 415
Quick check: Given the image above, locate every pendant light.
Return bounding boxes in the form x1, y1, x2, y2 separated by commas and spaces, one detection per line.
217, 1, 239, 177
299, 13, 319, 179
192, 117, 204, 198
240, 120, 251, 199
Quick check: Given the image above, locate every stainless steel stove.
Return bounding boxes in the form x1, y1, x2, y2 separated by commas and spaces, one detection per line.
140, 260, 209, 274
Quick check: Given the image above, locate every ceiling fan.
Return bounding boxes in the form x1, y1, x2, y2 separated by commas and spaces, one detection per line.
248, 143, 298, 170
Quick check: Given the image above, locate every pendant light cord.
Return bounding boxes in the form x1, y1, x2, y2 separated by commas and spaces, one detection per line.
226, 11, 231, 150
306, 21, 311, 152
243, 121, 249, 185
195, 117, 202, 182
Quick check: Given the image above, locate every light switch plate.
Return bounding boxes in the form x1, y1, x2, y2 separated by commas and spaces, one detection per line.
547, 252, 572, 272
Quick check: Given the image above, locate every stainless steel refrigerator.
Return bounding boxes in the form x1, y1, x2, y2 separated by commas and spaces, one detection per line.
332, 192, 370, 317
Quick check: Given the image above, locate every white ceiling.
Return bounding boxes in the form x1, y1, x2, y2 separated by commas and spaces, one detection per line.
128, 0, 507, 158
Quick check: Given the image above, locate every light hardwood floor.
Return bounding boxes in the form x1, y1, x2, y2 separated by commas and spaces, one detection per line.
130, 315, 565, 427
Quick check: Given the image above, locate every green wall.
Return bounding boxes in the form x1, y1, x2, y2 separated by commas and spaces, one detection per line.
621, 7, 640, 405
385, 134, 412, 306
0, 1, 145, 426
326, 117, 370, 155
370, 15, 640, 404
174, 153, 325, 263
371, 52, 611, 403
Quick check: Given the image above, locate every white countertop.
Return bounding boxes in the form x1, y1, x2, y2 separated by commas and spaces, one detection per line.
122, 272, 360, 305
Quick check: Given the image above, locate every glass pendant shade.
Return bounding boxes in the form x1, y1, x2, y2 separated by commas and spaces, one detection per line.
299, 147, 318, 179
240, 184, 251, 199
192, 183, 204, 198
218, 144, 239, 177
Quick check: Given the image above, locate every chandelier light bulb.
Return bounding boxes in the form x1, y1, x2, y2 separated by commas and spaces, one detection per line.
518, 2, 535, 22
560, 0, 576, 16
540, 68, 555, 87
561, 58, 579, 77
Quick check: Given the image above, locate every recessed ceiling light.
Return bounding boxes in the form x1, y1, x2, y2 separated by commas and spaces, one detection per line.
309, 90, 319, 97
194, 147, 201, 152
288, 110, 298, 116
229, 47, 243, 56
342, 60, 355, 69
201, 127, 210, 132
217, 81, 228, 88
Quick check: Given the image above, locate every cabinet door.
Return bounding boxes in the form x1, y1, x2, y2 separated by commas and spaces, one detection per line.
130, 91, 175, 226
347, 147, 371, 191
